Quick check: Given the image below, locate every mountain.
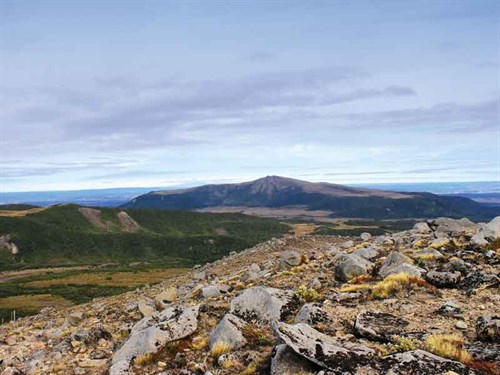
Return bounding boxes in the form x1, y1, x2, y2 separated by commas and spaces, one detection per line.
123, 176, 495, 220
0, 204, 289, 271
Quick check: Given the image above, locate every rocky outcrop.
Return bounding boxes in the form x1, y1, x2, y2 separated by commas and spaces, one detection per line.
0, 235, 19, 255
379, 349, 474, 374
110, 305, 199, 375
273, 322, 375, 372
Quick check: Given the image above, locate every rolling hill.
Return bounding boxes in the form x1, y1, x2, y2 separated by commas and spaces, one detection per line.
0, 204, 290, 271
123, 176, 495, 220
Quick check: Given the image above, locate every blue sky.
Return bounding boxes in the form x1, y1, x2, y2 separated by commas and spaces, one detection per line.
1, 0, 499, 192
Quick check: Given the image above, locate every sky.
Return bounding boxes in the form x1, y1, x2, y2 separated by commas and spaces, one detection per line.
1, 0, 499, 192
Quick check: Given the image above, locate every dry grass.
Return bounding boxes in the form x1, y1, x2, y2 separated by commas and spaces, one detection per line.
191, 335, 209, 350
22, 268, 188, 288
371, 273, 431, 299
349, 274, 377, 284
210, 341, 233, 357
0, 294, 73, 310
220, 355, 245, 370
340, 284, 373, 293
133, 353, 154, 366
0, 208, 45, 217
425, 334, 472, 364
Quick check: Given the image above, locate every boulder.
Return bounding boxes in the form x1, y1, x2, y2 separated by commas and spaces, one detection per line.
379, 349, 474, 374
378, 252, 424, 278
476, 315, 499, 342
470, 231, 489, 247
429, 217, 478, 237
334, 254, 374, 282
110, 305, 199, 375
279, 250, 302, 270
270, 344, 319, 375
412, 222, 432, 234
354, 311, 409, 342
352, 246, 379, 261
200, 284, 230, 298
485, 216, 500, 239
466, 340, 500, 363
430, 237, 451, 249
294, 303, 327, 325
209, 313, 247, 350
425, 270, 462, 288
273, 322, 375, 373
137, 298, 156, 317
230, 286, 297, 322
155, 286, 178, 305
360, 232, 372, 241
341, 240, 354, 249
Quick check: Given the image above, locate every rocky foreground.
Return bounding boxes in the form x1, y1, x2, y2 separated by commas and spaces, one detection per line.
1, 218, 499, 375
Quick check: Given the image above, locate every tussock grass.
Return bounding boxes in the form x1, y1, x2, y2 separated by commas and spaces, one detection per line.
133, 353, 154, 366
371, 273, 431, 299
191, 335, 208, 350
340, 284, 372, 293
425, 334, 472, 364
210, 341, 233, 357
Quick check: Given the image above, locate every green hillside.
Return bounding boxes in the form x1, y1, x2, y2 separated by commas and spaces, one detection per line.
0, 204, 290, 271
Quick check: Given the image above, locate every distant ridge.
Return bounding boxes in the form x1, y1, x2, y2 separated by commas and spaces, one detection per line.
123, 176, 495, 220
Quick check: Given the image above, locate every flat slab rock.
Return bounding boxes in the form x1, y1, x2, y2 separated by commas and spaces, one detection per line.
354, 311, 409, 342
110, 304, 199, 375
379, 349, 475, 374
273, 322, 375, 373
230, 286, 298, 322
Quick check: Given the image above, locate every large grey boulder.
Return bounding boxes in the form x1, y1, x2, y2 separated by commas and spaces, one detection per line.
378, 252, 424, 278
476, 315, 500, 342
334, 254, 374, 282
110, 305, 199, 375
273, 322, 375, 373
412, 222, 432, 234
485, 216, 500, 239
209, 313, 247, 350
230, 286, 297, 322
429, 217, 478, 237
270, 344, 319, 375
200, 284, 230, 298
354, 311, 409, 342
279, 250, 302, 270
353, 246, 379, 261
294, 303, 327, 325
379, 349, 474, 374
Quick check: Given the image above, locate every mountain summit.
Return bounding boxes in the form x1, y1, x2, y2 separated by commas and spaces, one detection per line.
123, 176, 493, 220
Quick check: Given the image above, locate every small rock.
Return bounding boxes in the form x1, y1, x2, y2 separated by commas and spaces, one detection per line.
354, 311, 409, 342
66, 311, 84, 326
435, 301, 462, 318
455, 320, 467, 330
380, 350, 473, 374
201, 284, 230, 298
425, 270, 462, 288
137, 298, 156, 317
378, 252, 424, 278
413, 222, 432, 234
279, 250, 303, 270
352, 246, 379, 261
155, 286, 178, 305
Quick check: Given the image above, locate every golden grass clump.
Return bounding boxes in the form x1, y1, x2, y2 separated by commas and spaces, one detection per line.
219, 355, 244, 370
133, 353, 154, 366
340, 284, 373, 293
371, 273, 430, 299
210, 341, 233, 357
425, 334, 472, 364
191, 335, 208, 350
349, 274, 377, 284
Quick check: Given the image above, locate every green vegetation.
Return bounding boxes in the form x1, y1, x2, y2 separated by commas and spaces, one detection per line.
313, 219, 417, 236
0, 204, 290, 270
